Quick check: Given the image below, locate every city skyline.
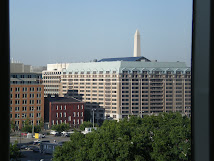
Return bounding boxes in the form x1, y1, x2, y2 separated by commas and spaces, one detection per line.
10, 0, 192, 66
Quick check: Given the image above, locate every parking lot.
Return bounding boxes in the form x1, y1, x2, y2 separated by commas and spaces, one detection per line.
10, 134, 71, 161
10, 134, 71, 144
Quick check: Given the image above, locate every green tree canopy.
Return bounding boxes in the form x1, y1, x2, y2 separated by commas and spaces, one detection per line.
51, 123, 70, 132
79, 121, 99, 131
53, 112, 191, 161
21, 118, 43, 133
10, 141, 22, 159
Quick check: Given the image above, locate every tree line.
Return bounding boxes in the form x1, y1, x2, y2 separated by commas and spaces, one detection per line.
53, 112, 191, 161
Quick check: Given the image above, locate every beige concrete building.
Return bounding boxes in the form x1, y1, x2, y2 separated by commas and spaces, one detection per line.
42, 60, 191, 121
42, 63, 69, 97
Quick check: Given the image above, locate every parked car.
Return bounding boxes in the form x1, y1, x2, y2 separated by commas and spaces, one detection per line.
32, 146, 40, 153
50, 130, 58, 135
41, 133, 45, 138
61, 131, 67, 135
54, 132, 61, 137
26, 146, 35, 150
58, 141, 66, 145
41, 140, 50, 143
33, 140, 41, 145
20, 145, 28, 149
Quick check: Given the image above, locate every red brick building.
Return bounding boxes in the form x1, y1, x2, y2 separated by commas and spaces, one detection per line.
10, 84, 44, 129
49, 97, 85, 128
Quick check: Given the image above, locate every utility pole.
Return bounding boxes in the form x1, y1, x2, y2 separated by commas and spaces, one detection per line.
32, 107, 35, 138
92, 109, 96, 128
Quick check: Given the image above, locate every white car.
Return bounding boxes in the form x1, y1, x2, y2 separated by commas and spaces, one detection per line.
61, 131, 67, 135
50, 130, 58, 135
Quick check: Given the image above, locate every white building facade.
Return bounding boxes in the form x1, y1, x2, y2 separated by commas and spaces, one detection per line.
56, 61, 191, 120
42, 63, 69, 97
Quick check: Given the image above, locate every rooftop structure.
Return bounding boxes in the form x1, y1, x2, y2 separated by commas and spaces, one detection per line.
10, 62, 32, 73
62, 61, 189, 74
98, 56, 150, 62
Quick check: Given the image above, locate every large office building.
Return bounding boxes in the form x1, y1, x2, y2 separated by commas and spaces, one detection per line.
10, 62, 44, 129
58, 61, 191, 120
42, 30, 191, 121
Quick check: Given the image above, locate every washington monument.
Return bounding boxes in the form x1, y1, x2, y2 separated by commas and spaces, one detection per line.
133, 29, 141, 57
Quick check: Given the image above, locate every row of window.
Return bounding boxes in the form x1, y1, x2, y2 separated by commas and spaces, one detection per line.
52, 118, 83, 125
55, 112, 83, 118
13, 120, 41, 126
10, 106, 41, 112
55, 104, 84, 110
11, 93, 42, 98
10, 100, 42, 105
10, 87, 42, 92
11, 113, 41, 119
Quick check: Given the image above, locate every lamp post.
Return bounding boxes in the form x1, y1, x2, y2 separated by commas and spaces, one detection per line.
32, 107, 35, 138
92, 109, 96, 128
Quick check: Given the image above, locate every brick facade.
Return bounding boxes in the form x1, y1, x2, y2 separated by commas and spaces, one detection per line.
49, 101, 84, 128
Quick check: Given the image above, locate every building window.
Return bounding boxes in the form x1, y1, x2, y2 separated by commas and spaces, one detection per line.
68, 116, 71, 121
21, 113, 26, 118
37, 106, 41, 111
64, 112, 66, 117
23, 94, 27, 98
30, 100, 34, 104
22, 106, 27, 111
15, 100, 20, 105
15, 107, 19, 112
15, 94, 20, 98
29, 113, 34, 118
37, 113, 41, 118
15, 114, 20, 118
30, 94, 34, 98
15, 87, 20, 92
22, 100, 27, 105
64, 105, 66, 110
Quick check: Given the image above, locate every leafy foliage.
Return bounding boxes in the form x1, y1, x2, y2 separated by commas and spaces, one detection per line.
79, 121, 99, 131
21, 117, 43, 133
53, 112, 191, 161
10, 141, 21, 159
51, 123, 70, 132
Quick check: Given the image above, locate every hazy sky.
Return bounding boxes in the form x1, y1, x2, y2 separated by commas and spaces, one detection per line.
10, 0, 193, 66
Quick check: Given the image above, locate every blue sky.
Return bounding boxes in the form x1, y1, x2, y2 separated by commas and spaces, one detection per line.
10, 0, 193, 66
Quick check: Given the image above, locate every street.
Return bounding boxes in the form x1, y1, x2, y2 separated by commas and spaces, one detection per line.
10, 134, 71, 144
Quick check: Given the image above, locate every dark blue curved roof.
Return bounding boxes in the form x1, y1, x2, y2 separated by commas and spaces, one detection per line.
98, 56, 150, 62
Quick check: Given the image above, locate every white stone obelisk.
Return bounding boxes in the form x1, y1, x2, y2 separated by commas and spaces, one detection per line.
133, 29, 141, 57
